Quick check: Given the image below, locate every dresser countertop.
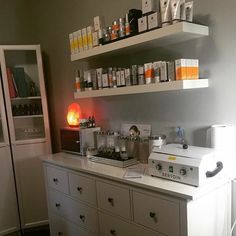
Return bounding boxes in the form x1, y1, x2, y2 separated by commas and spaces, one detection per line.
41, 152, 230, 201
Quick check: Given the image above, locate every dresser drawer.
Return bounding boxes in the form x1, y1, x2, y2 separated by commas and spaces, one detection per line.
46, 166, 69, 194
48, 189, 98, 233
50, 214, 91, 236
99, 212, 162, 236
99, 212, 133, 236
69, 173, 96, 206
96, 181, 131, 219
133, 191, 180, 236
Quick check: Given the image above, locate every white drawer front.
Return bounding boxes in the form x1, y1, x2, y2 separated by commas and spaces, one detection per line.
99, 212, 162, 236
99, 212, 133, 236
69, 173, 96, 206
48, 189, 98, 234
133, 191, 180, 236
96, 181, 131, 219
132, 225, 164, 236
46, 166, 69, 194
50, 214, 91, 236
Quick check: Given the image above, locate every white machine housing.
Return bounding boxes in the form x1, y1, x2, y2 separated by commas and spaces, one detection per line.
148, 144, 223, 187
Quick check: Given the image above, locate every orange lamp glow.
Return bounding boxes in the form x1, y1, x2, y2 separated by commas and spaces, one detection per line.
66, 103, 81, 127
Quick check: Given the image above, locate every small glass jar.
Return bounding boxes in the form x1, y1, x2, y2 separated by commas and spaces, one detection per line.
148, 134, 166, 153
96, 131, 107, 154
137, 138, 149, 163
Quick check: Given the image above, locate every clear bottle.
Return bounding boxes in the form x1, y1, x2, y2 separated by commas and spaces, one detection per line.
125, 13, 131, 36
75, 70, 81, 92
91, 116, 96, 127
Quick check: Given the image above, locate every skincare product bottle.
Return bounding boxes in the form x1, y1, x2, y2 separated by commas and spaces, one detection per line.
160, 0, 172, 26
75, 69, 81, 92
125, 13, 131, 36
185, 1, 193, 22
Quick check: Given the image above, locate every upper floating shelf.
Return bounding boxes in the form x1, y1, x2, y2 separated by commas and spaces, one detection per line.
71, 22, 209, 62
74, 79, 209, 99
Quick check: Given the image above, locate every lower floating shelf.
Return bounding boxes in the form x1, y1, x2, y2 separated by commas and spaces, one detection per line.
74, 79, 209, 99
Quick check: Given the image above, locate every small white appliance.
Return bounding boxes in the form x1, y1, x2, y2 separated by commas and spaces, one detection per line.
148, 143, 223, 187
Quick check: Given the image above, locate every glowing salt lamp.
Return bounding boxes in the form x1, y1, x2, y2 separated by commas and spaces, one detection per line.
66, 103, 81, 127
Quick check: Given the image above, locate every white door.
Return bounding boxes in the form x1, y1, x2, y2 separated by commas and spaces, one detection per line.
0, 76, 20, 235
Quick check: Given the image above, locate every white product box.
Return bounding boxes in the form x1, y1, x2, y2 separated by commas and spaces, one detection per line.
120, 70, 126, 86
72, 31, 79, 54
160, 61, 168, 82
138, 16, 148, 33
87, 26, 94, 49
153, 61, 162, 82
142, 0, 159, 14
167, 61, 175, 81
148, 12, 162, 30
82, 28, 88, 50
77, 30, 83, 52
94, 16, 105, 31
125, 68, 131, 86
175, 59, 187, 80
96, 68, 103, 89
92, 31, 99, 47
69, 33, 74, 54
192, 59, 199, 79
116, 70, 121, 87
144, 63, 153, 84
102, 73, 109, 88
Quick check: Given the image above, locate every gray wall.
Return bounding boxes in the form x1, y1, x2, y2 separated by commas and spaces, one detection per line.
28, 0, 236, 153
0, 0, 35, 44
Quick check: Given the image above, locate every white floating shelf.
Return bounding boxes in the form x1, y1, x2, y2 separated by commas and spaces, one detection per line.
13, 115, 43, 119
74, 79, 209, 99
71, 22, 209, 62
11, 96, 41, 101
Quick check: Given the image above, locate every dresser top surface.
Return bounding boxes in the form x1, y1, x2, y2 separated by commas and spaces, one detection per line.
41, 152, 229, 200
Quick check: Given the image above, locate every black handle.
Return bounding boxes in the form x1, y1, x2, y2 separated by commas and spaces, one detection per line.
206, 161, 223, 178
110, 229, 116, 235
53, 178, 58, 183
77, 186, 83, 193
149, 212, 156, 218
55, 203, 61, 208
108, 197, 114, 206
79, 215, 85, 222
58, 232, 63, 236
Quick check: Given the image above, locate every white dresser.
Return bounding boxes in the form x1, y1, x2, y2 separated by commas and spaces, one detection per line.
42, 152, 231, 236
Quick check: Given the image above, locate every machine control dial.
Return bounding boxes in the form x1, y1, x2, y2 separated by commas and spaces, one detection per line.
156, 163, 162, 171
180, 168, 187, 176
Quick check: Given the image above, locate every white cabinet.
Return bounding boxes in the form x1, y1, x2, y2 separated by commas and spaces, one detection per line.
43, 156, 231, 236
0, 45, 52, 232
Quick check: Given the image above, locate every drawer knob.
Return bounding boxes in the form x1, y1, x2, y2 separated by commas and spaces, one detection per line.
58, 232, 63, 236
53, 178, 58, 183
110, 229, 116, 235
76, 140, 80, 144
55, 203, 61, 208
149, 212, 157, 222
79, 214, 85, 222
77, 186, 83, 193
108, 197, 114, 206
149, 212, 156, 218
